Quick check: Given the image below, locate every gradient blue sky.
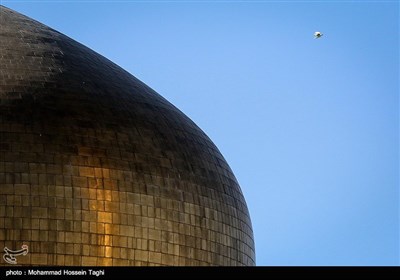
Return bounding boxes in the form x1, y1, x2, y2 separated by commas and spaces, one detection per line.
2, 0, 398, 266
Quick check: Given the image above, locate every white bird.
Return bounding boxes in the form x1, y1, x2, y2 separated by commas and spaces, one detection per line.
314, 31, 323, 39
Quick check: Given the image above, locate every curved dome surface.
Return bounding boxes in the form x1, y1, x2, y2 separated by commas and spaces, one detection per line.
0, 6, 255, 266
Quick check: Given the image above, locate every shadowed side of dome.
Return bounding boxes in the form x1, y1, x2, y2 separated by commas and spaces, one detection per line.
0, 5, 255, 266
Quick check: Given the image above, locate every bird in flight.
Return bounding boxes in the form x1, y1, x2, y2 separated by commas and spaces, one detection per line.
314, 31, 323, 39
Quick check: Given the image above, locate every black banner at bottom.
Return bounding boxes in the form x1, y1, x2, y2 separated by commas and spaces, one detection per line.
0, 266, 397, 278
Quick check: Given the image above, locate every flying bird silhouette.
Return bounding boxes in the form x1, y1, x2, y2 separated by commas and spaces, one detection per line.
314, 31, 323, 39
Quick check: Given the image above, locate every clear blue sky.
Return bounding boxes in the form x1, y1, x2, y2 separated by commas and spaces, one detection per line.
2, 0, 398, 266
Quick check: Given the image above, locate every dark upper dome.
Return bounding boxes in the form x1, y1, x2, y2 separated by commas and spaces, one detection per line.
0, 6, 255, 266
